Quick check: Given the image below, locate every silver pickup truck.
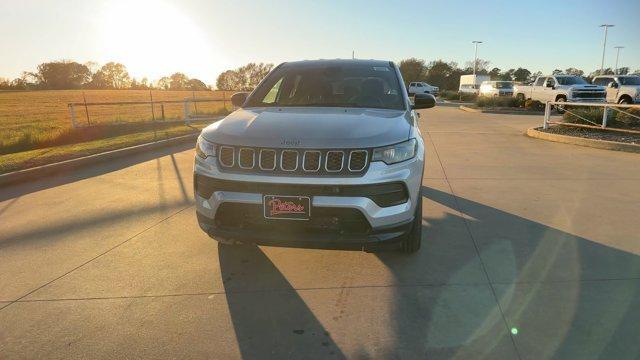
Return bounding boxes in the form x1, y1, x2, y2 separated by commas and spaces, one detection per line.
514, 75, 606, 109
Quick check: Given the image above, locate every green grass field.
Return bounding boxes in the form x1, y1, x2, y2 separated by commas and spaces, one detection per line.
0, 89, 235, 173
0, 121, 210, 174
0, 89, 233, 154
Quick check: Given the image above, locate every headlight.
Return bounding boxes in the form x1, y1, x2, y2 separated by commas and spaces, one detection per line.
195, 136, 216, 159
372, 138, 417, 165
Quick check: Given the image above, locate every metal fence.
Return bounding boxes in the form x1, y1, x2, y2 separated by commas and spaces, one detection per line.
543, 101, 640, 134
66, 93, 235, 128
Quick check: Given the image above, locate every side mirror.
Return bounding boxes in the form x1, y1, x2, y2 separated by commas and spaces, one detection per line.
412, 93, 436, 109
608, 82, 618, 88
545, 82, 554, 88
231, 92, 249, 107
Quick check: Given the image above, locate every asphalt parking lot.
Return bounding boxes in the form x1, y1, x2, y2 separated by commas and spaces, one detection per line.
1, 106, 639, 359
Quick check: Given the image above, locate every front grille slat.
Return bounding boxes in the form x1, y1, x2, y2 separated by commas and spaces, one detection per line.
280, 150, 299, 171
348, 150, 368, 172
259, 149, 276, 170
238, 148, 255, 169
325, 151, 344, 172
303, 151, 321, 172
219, 146, 235, 167
217, 146, 369, 176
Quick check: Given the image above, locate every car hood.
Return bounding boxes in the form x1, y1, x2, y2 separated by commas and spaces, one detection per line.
200, 107, 411, 148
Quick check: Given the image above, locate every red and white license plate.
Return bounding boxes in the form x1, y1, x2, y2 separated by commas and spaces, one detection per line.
263, 195, 311, 220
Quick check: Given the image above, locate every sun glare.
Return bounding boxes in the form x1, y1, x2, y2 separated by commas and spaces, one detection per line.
97, 0, 227, 84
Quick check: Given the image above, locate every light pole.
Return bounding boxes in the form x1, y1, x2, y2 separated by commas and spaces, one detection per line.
614, 46, 624, 74
599, 24, 614, 74
472, 41, 483, 77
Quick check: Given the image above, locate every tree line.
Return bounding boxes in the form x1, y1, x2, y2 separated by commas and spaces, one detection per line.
0, 60, 210, 91
398, 58, 640, 91
215, 63, 274, 91
3, 58, 638, 92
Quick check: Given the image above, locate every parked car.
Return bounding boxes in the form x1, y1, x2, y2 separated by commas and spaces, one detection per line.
194, 59, 436, 253
459, 75, 490, 94
592, 75, 640, 104
513, 75, 606, 112
407, 82, 439, 96
479, 81, 514, 97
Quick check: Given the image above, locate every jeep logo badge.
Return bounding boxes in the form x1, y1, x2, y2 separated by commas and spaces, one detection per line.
281, 139, 301, 146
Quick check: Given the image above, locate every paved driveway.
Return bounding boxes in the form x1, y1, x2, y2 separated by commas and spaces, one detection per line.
1, 106, 639, 359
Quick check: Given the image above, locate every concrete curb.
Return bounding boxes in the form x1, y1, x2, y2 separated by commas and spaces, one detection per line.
526, 127, 640, 153
459, 105, 481, 113
459, 105, 542, 116
0, 133, 199, 187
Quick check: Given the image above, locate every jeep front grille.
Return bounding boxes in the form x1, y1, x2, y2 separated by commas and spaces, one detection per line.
216, 146, 370, 176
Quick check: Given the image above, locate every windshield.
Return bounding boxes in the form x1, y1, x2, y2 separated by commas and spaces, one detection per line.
246, 63, 404, 110
494, 81, 513, 89
619, 76, 640, 85
556, 76, 588, 85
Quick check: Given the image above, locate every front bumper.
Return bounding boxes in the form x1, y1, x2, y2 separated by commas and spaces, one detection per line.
193, 143, 424, 248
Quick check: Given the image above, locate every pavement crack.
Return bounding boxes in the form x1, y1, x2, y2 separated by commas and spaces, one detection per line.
425, 130, 523, 360
12, 282, 492, 304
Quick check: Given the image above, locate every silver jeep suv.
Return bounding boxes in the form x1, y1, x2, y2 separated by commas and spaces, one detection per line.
194, 59, 435, 252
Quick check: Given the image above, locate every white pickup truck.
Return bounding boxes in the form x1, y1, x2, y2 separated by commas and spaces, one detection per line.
592, 75, 640, 104
407, 82, 439, 96
513, 75, 606, 108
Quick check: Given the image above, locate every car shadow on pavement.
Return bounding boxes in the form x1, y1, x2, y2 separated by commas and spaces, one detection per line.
373, 186, 640, 359
218, 243, 346, 359
0, 142, 194, 203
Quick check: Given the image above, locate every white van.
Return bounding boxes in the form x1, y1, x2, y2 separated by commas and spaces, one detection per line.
459, 75, 490, 94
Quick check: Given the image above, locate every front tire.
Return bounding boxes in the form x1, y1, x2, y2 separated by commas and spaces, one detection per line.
618, 96, 632, 105
401, 199, 422, 253
555, 96, 567, 114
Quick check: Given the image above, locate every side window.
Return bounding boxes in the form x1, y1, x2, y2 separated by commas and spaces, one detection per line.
535, 77, 546, 86
545, 77, 555, 87
261, 77, 283, 104
417, 83, 423, 87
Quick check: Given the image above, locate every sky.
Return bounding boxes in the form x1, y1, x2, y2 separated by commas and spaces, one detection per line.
1, 0, 639, 85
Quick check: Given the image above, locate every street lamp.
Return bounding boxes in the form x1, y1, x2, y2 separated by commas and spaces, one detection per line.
599, 24, 614, 74
614, 46, 624, 74
472, 41, 483, 77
